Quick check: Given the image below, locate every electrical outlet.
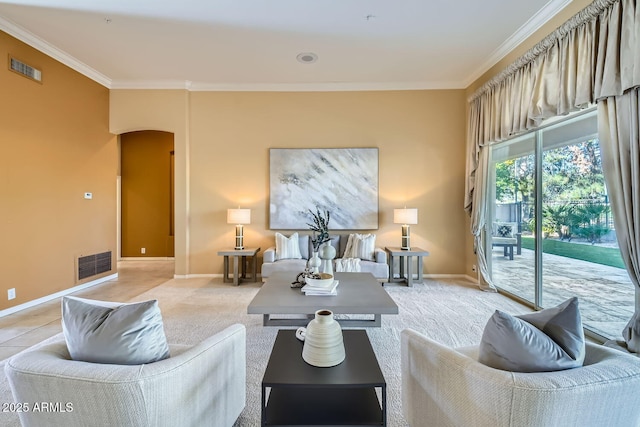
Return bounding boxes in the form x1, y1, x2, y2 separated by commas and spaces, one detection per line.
472, 264, 477, 272
141, 247, 146, 254
8, 288, 16, 300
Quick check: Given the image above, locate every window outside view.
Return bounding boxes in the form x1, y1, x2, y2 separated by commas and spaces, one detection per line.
488, 111, 634, 340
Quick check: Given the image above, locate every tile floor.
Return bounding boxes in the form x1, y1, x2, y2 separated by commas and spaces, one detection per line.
491, 246, 635, 340
0, 260, 175, 360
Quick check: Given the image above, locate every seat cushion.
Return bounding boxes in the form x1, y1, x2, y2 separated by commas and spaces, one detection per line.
478, 297, 585, 372
492, 237, 517, 245
261, 258, 308, 278
62, 296, 170, 365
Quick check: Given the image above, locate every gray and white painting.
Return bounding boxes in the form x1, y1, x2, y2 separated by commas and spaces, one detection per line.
269, 148, 379, 229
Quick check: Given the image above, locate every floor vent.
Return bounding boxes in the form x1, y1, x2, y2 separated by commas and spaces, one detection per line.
78, 251, 112, 281
9, 56, 42, 82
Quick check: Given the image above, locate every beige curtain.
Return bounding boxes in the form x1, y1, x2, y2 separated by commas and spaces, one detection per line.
598, 89, 640, 351
465, 0, 640, 294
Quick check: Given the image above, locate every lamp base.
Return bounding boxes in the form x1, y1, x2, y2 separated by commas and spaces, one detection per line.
401, 225, 410, 250
235, 225, 244, 250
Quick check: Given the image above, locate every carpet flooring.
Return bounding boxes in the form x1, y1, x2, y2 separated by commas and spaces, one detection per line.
0, 276, 530, 427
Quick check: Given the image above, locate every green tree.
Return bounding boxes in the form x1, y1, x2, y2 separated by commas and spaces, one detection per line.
574, 203, 610, 244
543, 204, 577, 240
495, 160, 515, 202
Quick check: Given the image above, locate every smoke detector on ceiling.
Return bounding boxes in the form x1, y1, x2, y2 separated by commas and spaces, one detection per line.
296, 52, 318, 64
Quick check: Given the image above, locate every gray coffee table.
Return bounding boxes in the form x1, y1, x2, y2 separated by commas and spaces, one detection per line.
262, 329, 386, 426
248, 272, 398, 327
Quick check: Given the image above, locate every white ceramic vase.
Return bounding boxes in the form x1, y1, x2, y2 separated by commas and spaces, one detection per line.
319, 242, 336, 276
308, 251, 321, 274
296, 309, 345, 367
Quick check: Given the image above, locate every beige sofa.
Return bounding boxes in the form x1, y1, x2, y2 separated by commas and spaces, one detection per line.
401, 328, 640, 427
5, 324, 246, 427
261, 233, 389, 281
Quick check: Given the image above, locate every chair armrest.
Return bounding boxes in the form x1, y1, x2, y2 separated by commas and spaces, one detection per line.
263, 246, 276, 263
5, 324, 247, 427
401, 329, 640, 427
401, 328, 515, 427
374, 247, 387, 264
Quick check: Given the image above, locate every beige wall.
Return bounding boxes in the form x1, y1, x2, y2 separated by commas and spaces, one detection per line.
111, 89, 468, 276
462, 0, 595, 276
0, 31, 116, 310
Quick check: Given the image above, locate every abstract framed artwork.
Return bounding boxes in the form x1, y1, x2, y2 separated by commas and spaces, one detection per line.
269, 148, 379, 229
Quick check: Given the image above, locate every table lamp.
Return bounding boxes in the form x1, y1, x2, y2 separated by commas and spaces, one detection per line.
393, 208, 418, 250
227, 208, 251, 250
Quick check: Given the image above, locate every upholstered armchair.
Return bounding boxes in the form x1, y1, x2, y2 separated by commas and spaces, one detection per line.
401, 328, 640, 427
5, 324, 246, 427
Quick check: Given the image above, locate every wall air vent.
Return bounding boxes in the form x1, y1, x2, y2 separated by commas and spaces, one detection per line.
9, 56, 42, 83
77, 251, 112, 281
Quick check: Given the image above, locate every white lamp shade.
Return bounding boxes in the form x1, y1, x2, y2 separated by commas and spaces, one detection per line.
394, 208, 418, 225
227, 208, 251, 225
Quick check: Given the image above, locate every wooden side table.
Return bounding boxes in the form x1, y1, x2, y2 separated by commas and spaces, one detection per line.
218, 247, 260, 286
385, 246, 429, 287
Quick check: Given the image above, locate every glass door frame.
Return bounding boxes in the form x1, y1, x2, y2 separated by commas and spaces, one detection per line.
486, 107, 608, 341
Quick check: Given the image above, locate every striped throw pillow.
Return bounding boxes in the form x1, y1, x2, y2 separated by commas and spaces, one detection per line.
344, 233, 376, 261
275, 232, 302, 260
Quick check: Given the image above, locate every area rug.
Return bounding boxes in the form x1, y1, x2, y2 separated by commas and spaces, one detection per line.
0, 277, 529, 427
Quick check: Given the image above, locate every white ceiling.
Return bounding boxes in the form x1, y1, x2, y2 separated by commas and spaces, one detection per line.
0, 0, 572, 91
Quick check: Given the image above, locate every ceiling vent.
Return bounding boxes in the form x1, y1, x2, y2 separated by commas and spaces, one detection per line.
9, 56, 42, 83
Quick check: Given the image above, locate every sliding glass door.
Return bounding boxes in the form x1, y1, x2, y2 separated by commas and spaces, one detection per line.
488, 134, 536, 303
488, 109, 634, 340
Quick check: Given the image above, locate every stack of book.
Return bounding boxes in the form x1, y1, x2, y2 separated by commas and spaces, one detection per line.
301, 280, 339, 296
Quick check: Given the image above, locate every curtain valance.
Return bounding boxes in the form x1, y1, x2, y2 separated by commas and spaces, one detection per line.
466, 0, 639, 214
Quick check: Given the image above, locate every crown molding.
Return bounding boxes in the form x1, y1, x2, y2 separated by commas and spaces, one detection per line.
2, 0, 572, 93
462, 0, 573, 87
111, 79, 466, 92
0, 15, 112, 87
110, 80, 194, 90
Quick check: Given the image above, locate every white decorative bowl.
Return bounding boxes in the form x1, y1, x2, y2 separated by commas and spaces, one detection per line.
305, 273, 334, 288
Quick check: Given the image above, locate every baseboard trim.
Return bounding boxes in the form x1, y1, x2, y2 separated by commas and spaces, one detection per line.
423, 274, 478, 284
120, 257, 175, 261
173, 274, 223, 279
0, 273, 119, 318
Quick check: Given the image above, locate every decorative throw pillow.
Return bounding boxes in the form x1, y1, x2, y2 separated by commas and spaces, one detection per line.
496, 224, 514, 238
478, 297, 585, 372
275, 232, 302, 260
62, 296, 170, 365
298, 234, 310, 260
344, 233, 376, 261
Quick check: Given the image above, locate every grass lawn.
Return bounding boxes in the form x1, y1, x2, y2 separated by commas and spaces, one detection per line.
521, 237, 626, 269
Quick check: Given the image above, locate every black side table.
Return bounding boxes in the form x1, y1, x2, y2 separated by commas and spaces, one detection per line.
261, 329, 386, 426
